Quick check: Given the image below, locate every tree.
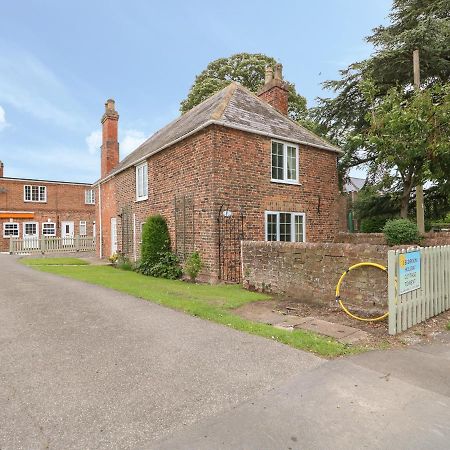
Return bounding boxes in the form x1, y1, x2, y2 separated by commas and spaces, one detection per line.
314, 0, 450, 163
356, 82, 450, 217
180, 53, 308, 122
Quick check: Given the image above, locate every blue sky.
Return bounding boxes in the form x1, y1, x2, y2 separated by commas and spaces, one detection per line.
0, 0, 392, 182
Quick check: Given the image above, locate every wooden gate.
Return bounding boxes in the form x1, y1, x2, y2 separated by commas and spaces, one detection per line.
218, 206, 244, 283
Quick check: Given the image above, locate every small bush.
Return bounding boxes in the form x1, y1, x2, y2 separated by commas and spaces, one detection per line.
117, 255, 133, 271
383, 219, 421, 246
141, 215, 170, 267
360, 216, 389, 233
137, 251, 182, 279
184, 252, 203, 281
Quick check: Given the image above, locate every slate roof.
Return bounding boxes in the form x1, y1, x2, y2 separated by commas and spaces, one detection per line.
103, 82, 341, 181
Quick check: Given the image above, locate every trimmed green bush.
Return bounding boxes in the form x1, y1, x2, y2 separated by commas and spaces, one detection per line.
383, 219, 421, 246
360, 216, 389, 233
137, 251, 182, 279
141, 215, 170, 267
184, 252, 203, 281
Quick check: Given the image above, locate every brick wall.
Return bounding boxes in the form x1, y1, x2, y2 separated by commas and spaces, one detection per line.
242, 241, 388, 311
335, 231, 450, 247
0, 178, 95, 252
97, 124, 341, 281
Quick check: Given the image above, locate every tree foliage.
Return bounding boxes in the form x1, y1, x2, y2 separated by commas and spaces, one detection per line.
141, 215, 170, 267
180, 53, 308, 122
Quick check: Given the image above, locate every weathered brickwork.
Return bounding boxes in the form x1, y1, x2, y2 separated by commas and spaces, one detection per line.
0, 178, 95, 252
242, 241, 388, 311
334, 232, 450, 247
98, 124, 341, 281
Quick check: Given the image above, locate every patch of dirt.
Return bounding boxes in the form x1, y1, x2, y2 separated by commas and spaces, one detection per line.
235, 296, 450, 349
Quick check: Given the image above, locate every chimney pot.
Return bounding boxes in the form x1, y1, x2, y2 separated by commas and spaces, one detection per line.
105, 99, 116, 112
264, 65, 273, 84
0, 160, 3, 178
274, 63, 283, 81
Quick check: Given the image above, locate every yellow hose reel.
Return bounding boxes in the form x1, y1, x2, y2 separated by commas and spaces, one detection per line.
335, 262, 389, 322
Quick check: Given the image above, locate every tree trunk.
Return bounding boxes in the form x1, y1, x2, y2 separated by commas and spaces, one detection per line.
400, 176, 414, 218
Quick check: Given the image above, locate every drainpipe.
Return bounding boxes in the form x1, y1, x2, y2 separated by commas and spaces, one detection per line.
98, 183, 103, 259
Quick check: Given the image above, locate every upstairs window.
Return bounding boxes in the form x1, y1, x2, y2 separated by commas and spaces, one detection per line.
271, 141, 299, 184
85, 189, 95, 205
136, 163, 148, 201
3, 222, 19, 238
265, 211, 305, 242
42, 222, 56, 236
24, 185, 47, 202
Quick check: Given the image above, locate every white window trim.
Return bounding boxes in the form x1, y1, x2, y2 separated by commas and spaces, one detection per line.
264, 211, 306, 243
270, 140, 300, 185
79, 220, 87, 236
24, 185, 47, 203
3, 222, 20, 238
42, 222, 56, 236
135, 162, 148, 202
85, 189, 95, 205
23, 221, 39, 237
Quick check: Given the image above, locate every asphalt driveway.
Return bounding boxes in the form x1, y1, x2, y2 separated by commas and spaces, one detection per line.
0, 255, 322, 449
1, 254, 449, 449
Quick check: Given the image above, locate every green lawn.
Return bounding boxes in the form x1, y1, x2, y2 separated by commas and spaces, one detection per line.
25, 259, 363, 357
22, 257, 90, 266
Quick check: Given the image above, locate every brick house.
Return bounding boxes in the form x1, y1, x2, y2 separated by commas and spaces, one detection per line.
0, 161, 96, 252
95, 64, 342, 281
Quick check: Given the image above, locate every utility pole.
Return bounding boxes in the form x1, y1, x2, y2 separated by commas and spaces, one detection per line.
413, 49, 425, 234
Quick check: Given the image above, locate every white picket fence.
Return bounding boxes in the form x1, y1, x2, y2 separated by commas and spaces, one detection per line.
388, 246, 450, 335
9, 236, 96, 255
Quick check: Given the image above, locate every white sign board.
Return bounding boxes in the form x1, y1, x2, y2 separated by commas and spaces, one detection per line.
398, 250, 421, 295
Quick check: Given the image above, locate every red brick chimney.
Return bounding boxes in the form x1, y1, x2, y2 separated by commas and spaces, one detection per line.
0, 160, 4, 177
101, 99, 119, 178
258, 63, 289, 115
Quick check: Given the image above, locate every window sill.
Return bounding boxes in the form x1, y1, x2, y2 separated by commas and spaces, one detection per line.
24, 200, 47, 203
135, 197, 148, 203
270, 179, 301, 186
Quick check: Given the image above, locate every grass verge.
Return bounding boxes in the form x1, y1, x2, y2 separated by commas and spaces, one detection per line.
25, 261, 363, 357
22, 257, 90, 266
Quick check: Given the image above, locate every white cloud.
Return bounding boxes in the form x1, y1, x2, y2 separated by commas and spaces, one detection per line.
0, 41, 87, 130
0, 105, 8, 130
86, 129, 102, 154
121, 129, 147, 157
85, 128, 147, 158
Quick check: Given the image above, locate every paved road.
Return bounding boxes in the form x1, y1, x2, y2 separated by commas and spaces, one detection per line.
1, 255, 450, 449
0, 255, 322, 449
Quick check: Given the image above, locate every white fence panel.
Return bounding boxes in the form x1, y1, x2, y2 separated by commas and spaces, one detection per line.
9, 236, 96, 255
388, 245, 450, 335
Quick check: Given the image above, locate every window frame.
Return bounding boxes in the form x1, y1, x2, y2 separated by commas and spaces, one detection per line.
79, 220, 87, 236
42, 222, 56, 237
264, 211, 306, 243
85, 189, 95, 205
135, 162, 148, 201
270, 140, 299, 185
24, 185, 47, 203
3, 222, 19, 238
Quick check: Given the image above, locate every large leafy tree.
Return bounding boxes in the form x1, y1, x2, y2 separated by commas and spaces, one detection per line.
356, 82, 450, 217
180, 53, 308, 122
314, 0, 450, 164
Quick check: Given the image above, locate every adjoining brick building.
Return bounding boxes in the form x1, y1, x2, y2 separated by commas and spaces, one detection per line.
95, 64, 343, 281
0, 161, 96, 252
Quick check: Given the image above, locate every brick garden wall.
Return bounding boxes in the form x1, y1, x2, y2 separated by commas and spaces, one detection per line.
242, 241, 389, 311
334, 231, 450, 247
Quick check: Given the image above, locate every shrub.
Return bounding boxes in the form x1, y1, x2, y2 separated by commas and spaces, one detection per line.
137, 251, 182, 279
383, 219, 421, 246
184, 252, 203, 281
360, 216, 389, 233
141, 215, 170, 267
117, 254, 133, 271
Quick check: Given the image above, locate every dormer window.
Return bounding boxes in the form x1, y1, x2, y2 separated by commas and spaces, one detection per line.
24, 185, 46, 202
271, 140, 299, 184
136, 162, 148, 201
